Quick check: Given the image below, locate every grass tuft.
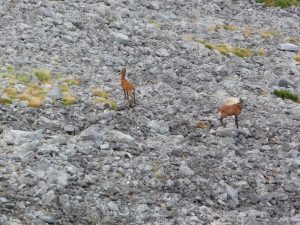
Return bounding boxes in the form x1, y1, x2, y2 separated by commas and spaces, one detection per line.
16, 74, 30, 84
293, 52, 300, 63
231, 48, 254, 57
256, 0, 300, 8
92, 88, 109, 99
260, 30, 277, 38
34, 69, 52, 83
148, 19, 162, 29
63, 78, 80, 86
62, 94, 76, 105
273, 89, 299, 102
18, 94, 43, 108
3, 87, 18, 99
197, 39, 254, 57
60, 84, 70, 93
196, 121, 209, 129
0, 98, 12, 105
95, 97, 117, 110
196, 39, 215, 49
243, 27, 255, 37
258, 48, 266, 56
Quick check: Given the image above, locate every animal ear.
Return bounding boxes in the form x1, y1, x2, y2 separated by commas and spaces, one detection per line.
239, 97, 243, 103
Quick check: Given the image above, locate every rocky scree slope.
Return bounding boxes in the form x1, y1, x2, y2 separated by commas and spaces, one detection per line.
0, 0, 300, 224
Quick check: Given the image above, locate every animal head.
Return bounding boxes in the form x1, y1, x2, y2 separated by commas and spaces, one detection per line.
239, 97, 243, 104
120, 68, 126, 78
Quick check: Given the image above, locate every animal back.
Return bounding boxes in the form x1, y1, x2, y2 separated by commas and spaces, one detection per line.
223, 97, 240, 106
122, 79, 135, 91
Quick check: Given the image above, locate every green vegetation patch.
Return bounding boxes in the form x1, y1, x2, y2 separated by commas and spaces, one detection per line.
198, 39, 254, 57
33, 69, 52, 83
256, 0, 300, 8
6, 65, 14, 72
273, 89, 299, 102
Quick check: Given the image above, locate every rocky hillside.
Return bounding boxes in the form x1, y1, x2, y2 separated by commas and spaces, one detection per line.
0, 0, 300, 224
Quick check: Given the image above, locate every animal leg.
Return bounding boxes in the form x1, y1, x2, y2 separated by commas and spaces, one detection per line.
220, 116, 226, 127
123, 89, 128, 99
235, 115, 239, 128
128, 92, 136, 110
132, 91, 136, 105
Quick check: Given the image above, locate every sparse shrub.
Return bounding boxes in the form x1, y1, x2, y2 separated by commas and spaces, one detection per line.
273, 89, 299, 102
34, 69, 52, 83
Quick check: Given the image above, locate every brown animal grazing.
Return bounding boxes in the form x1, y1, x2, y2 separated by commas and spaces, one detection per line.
218, 97, 243, 128
120, 68, 136, 108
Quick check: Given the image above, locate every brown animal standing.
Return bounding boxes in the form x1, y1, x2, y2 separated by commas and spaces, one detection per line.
218, 97, 243, 128
120, 68, 136, 108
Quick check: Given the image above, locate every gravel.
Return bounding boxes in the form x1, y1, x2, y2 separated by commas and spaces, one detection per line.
0, 0, 300, 224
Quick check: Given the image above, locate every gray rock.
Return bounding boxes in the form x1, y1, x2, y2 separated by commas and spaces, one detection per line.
215, 127, 238, 137
37, 214, 57, 224
3, 129, 44, 145
64, 124, 77, 135
42, 190, 56, 206
107, 201, 119, 212
56, 171, 69, 187
112, 32, 130, 44
179, 161, 195, 176
148, 120, 169, 134
155, 49, 170, 57
278, 43, 299, 52
80, 126, 102, 141
61, 35, 73, 43
225, 183, 239, 205
290, 106, 300, 120
47, 86, 63, 100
